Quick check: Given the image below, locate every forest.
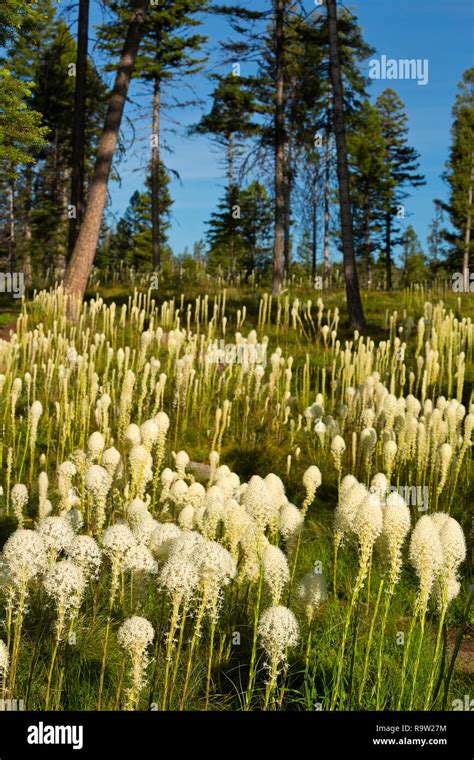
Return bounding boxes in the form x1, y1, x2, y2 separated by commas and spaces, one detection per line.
0, 0, 472, 319
0, 0, 472, 730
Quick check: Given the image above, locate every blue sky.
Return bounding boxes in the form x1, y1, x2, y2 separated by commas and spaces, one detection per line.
76, 0, 473, 260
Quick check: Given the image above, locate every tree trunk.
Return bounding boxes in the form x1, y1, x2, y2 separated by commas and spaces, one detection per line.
62, 167, 72, 273
64, 0, 150, 306
462, 155, 473, 290
228, 132, 236, 278
228, 131, 233, 194
272, 0, 285, 294
67, 0, 90, 262
23, 164, 33, 286
385, 210, 392, 290
151, 77, 161, 271
8, 178, 16, 276
283, 162, 290, 277
364, 202, 371, 289
283, 138, 292, 276
326, 0, 366, 330
323, 109, 330, 288
283, 77, 296, 277
312, 173, 317, 285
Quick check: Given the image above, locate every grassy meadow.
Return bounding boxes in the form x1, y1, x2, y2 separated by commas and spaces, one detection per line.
0, 279, 472, 711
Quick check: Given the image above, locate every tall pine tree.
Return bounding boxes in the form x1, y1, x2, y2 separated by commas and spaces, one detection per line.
375, 88, 424, 289
440, 68, 474, 283
98, 0, 207, 270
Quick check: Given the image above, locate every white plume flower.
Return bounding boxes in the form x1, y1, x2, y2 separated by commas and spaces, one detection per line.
201, 495, 224, 540
301, 465, 322, 517
101, 447, 122, 478
437, 516, 466, 575
0, 640, 9, 674
297, 570, 327, 622
11, 484, 28, 527
30, 400, 43, 421
64, 508, 83, 532
429, 512, 450, 532
334, 481, 368, 539
264, 473, 286, 506
380, 492, 411, 585
431, 514, 466, 610
178, 504, 195, 530
85, 465, 112, 498
87, 431, 105, 461
3, 529, 47, 584
36, 516, 75, 557
159, 556, 200, 604
192, 539, 237, 596
370, 473, 389, 501
331, 435, 346, 469
262, 544, 290, 604
117, 615, 155, 708
383, 440, 397, 480
43, 560, 86, 613
215, 465, 231, 479
169, 479, 189, 510
140, 419, 159, 450
67, 535, 102, 579
242, 475, 277, 531
155, 411, 170, 432
69, 452, 84, 474
352, 492, 383, 587
129, 445, 153, 496
174, 450, 190, 478
278, 502, 304, 543
117, 614, 154, 653
127, 498, 151, 527
409, 515, 444, 609
125, 544, 158, 574
186, 482, 206, 508
340, 474, 357, 496
222, 502, 253, 557
302, 465, 322, 491
148, 523, 182, 560
353, 492, 383, 548
102, 524, 136, 568
258, 605, 299, 667
124, 423, 141, 448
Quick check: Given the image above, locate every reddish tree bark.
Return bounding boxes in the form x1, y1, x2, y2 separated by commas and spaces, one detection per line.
272, 0, 286, 294
326, 0, 366, 330
67, 0, 90, 261
64, 0, 150, 306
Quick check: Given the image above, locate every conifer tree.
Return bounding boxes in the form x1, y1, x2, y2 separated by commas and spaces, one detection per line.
401, 225, 429, 285
375, 88, 424, 289
206, 181, 272, 275
64, 0, 150, 304
347, 100, 388, 287
98, 0, 207, 270
426, 202, 447, 269
68, 0, 91, 259
0, 0, 52, 275
326, 0, 366, 329
194, 72, 259, 193
440, 68, 474, 283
